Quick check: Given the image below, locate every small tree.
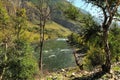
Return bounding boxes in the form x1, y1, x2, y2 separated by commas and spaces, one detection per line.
34, 0, 50, 75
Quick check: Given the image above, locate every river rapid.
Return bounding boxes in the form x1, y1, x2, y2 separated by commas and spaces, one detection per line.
34, 38, 76, 71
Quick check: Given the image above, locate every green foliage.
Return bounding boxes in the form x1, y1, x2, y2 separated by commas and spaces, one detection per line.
109, 26, 120, 62
68, 33, 81, 46
83, 46, 105, 70
19, 53, 38, 79
84, 0, 116, 9
82, 24, 102, 47
2, 39, 39, 80
112, 66, 120, 71
68, 14, 102, 47
68, 14, 120, 71
68, 22, 104, 70
14, 8, 27, 39
64, 4, 79, 20
68, 14, 104, 70
0, 6, 39, 78
81, 14, 96, 28
0, 1, 9, 29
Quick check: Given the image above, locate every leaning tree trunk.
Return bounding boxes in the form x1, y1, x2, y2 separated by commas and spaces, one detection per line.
102, 27, 111, 73
73, 50, 83, 70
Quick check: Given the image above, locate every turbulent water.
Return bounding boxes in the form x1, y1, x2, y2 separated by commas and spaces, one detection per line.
34, 38, 75, 71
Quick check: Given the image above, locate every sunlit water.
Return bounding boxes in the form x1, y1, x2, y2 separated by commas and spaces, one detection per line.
34, 38, 75, 71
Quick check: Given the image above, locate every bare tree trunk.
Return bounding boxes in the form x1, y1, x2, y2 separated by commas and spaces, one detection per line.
39, 38, 43, 74
38, 0, 50, 77
39, 24, 43, 75
101, 14, 113, 73
39, 25, 45, 73
102, 28, 111, 73
73, 50, 83, 70
39, 42, 43, 75
39, 14, 46, 76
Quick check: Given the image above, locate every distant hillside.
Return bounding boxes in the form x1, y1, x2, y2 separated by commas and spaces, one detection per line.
1, 0, 89, 42
28, 0, 87, 32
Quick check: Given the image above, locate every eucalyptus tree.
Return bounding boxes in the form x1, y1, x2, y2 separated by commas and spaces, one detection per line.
84, 0, 120, 73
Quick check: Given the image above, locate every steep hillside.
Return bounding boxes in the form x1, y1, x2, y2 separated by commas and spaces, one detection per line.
1, 0, 88, 42
1, 0, 72, 42
19, 21, 71, 43
27, 0, 86, 32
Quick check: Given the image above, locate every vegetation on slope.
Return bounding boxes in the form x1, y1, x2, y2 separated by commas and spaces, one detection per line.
21, 21, 71, 43
0, 0, 120, 80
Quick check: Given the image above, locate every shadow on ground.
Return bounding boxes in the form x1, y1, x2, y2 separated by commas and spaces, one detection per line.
72, 71, 105, 80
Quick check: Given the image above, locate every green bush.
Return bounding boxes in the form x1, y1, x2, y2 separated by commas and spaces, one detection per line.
64, 4, 79, 20
83, 46, 105, 70
19, 54, 38, 79
1, 39, 39, 80
4, 55, 38, 80
109, 26, 120, 62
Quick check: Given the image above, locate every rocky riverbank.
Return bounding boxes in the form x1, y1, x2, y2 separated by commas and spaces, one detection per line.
41, 62, 120, 80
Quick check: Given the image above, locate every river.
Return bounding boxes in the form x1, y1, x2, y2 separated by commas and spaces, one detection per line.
34, 38, 75, 71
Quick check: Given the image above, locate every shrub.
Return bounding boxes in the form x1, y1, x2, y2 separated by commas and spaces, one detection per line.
2, 39, 39, 80
83, 46, 105, 70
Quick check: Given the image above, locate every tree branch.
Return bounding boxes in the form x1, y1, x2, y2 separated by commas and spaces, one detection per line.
113, 17, 120, 21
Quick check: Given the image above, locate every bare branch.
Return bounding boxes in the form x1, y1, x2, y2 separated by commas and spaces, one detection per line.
113, 17, 120, 21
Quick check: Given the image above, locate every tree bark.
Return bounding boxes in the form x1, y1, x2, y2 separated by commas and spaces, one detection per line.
39, 25, 45, 73
39, 24, 44, 75
39, 41, 43, 75
73, 50, 83, 70
38, 0, 50, 76
39, 40, 43, 74
102, 27, 111, 73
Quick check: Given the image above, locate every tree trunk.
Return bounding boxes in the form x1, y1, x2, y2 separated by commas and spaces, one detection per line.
38, 0, 50, 76
73, 50, 83, 70
39, 25, 43, 75
102, 28, 111, 73
39, 40, 43, 74
39, 22, 45, 75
